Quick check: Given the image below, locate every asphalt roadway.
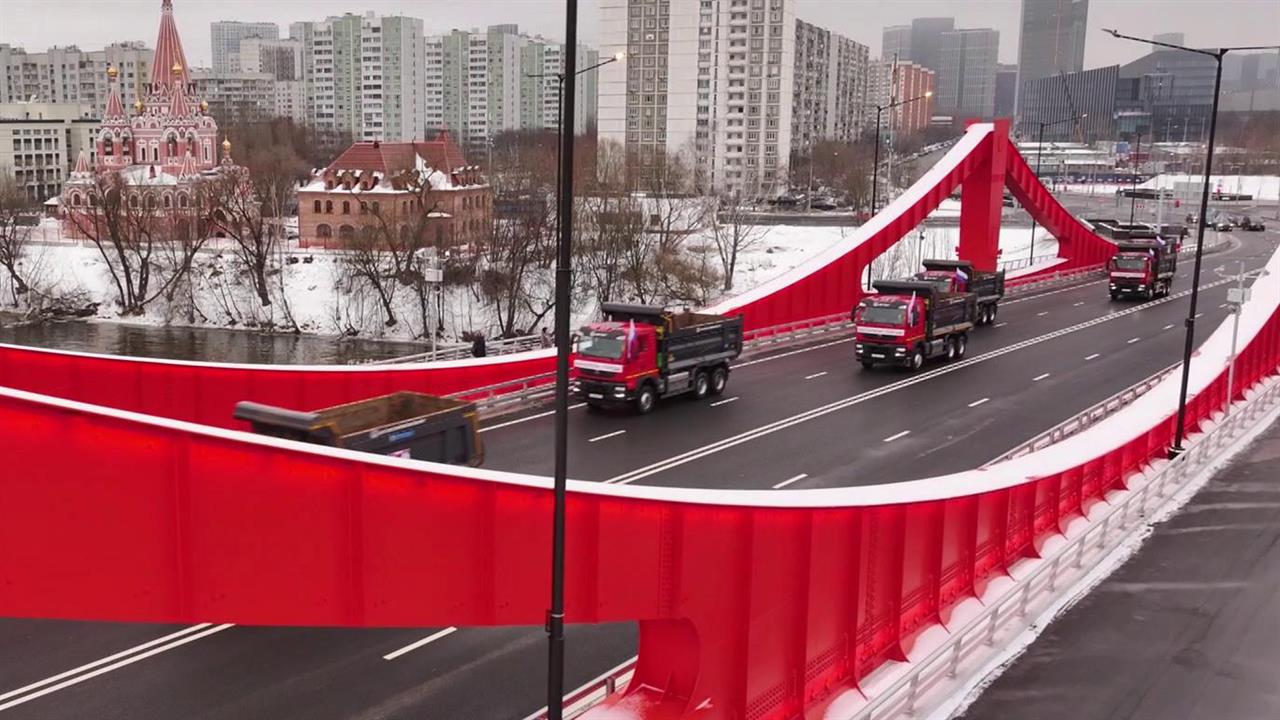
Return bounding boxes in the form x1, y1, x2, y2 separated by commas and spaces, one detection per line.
960, 414, 1280, 720
0, 228, 1277, 719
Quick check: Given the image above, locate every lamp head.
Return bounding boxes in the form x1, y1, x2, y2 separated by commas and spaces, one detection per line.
613, 51, 626, 62
924, 91, 933, 98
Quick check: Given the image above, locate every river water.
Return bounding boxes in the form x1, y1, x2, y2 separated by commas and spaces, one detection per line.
0, 316, 429, 365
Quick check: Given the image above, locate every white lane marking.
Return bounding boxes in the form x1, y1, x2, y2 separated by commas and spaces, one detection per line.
734, 337, 854, 368
1085, 353, 1101, 360
1073, 301, 1085, 307
588, 430, 626, 443
968, 397, 990, 407
1195, 312, 1205, 318
883, 430, 911, 443
481, 403, 586, 433
1219, 303, 1228, 308
1033, 372, 1052, 381
1163, 324, 1176, 330
773, 474, 808, 489
710, 396, 739, 407
804, 371, 828, 380
603, 277, 1236, 487
1127, 337, 1141, 344
995, 322, 1009, 328
0, 624, 215, 704
1037, 311, 1049, 316
0, 624, 234, 712
382, 627, 458, 661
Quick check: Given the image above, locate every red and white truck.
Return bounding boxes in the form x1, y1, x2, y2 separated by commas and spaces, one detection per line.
575, 303, 744, 414
1108, 239, 1178, 300
854, 279, 977, 371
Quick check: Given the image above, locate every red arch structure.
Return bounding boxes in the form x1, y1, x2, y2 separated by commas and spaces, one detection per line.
709, 120, 1116, 328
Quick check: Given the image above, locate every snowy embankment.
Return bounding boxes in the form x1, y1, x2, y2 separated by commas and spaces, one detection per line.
11, 218, 1055, 343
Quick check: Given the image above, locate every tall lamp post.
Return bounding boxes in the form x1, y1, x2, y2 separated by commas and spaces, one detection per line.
1027, 114, 1086, 264
869, 90, 932, 288
1104, 29, 1280, 456
1128, 131, 1143, 225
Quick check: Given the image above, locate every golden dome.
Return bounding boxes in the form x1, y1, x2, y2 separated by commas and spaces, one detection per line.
106, 66, 119, 79
133, 99, 144, 112
171, 62, 183, 75
200, 100, 209, 112
222, 138, 232, 149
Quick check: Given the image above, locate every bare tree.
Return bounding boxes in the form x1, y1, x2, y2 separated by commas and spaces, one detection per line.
64, 171, 210, 314
0, 174, 35, 304
709, 198, 770, 291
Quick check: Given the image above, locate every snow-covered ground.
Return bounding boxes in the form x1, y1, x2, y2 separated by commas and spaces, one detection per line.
9, 217, 1058, 342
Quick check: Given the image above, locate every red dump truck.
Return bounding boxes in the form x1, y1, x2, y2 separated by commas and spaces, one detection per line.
575, 302, 744, 414
1108, 239, 1177, 300
912, 259, 1006, 325
854, 279, 977, 371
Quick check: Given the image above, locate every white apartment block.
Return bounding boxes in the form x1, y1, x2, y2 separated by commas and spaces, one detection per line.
792, 19, 869, 154
0, 101, 99, 201
211, 21, 280, 73
290, 13, 425, 142
427, 25, 599, 156
600, 0, 810, 198
273, 80, 305, 124
0, 42, 151, 118
190, 69, 278, 123
238, 38, 303, 81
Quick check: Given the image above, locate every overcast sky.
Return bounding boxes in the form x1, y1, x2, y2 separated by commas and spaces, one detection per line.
1, 0, 1277, 68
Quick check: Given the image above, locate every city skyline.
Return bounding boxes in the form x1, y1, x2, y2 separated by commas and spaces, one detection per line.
3, 0, 1278, 69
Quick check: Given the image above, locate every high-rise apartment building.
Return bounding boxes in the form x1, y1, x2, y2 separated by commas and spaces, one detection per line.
210, 21, 279, 73
0, 42, 151, 117
238, 38, 302, 80
866, 60, 936, 135
599, 0, 800, 197
937, 28, 1000, 119
427, 25, 598, 155
793, 20, 870, 153
291, 13, 425, 142
0, 101, 98, 201
190, 68, 278, 124
1015, 0, 1088, 115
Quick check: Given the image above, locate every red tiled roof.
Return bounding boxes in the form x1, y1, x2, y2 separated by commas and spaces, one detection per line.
327, 132, 469, 175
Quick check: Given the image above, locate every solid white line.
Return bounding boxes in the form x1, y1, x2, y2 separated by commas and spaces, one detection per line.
588, 430, 626, 443
1037, 311, 1049, 316
994, 322, 1009, 328
804, 371, 828, 380
883, 430, 911, 443
382, 627, 458, 661
1033, 372, 1052, 381
710, 396, 739, 407
1085, 353, 1101, 360
0, 624, 215, 703
1127, 337, 1141, 344
1163, 324, 1176, 330
481, 403, 586, 433
968, 397, 990, 407
0, 624, 234, 712
773, 474, 808, 489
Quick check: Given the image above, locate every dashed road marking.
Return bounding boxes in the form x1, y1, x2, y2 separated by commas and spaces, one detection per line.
773, 474, 808, 489
1033, 372, 1051, 381
710, 396, 739, 407
968, 397, 990, 407
1085, 353, 1101, 360
383, 627, 459, 661
804, 371, 828, 380
883, 430, 911, 443
588, 430, 626, 443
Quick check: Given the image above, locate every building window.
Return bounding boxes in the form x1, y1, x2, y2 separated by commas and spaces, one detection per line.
316, 223, 332, 239
313, 200, 322, 213
338, 225, 355, 242
325, 200, 333, 214
342, 200, 351, 214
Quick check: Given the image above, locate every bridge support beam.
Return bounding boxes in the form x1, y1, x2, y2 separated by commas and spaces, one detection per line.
959, 118, 1010, 271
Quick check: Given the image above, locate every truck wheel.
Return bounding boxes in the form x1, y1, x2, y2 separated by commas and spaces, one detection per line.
946, 337, 957, 360
635, 384, 657, 414
909, 348, 924, 371
955, 334, 968, 358
691, 370, 710, 400
709, 366, 729, 396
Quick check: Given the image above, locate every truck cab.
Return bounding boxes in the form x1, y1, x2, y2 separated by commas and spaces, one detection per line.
576, 303, 743, 414
854, 280, 976, 371
1108, 239, 1177, 300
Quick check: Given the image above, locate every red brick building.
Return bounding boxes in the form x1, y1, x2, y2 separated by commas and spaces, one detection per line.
297, 133, 491, 249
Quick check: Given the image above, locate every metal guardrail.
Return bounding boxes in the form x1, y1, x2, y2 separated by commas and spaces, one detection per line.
1005, 264, 1108, 295
842, 374, 1280, 720
984, 362, 1181, 466
996, 254, 1061, 272
365, 334, 545, 365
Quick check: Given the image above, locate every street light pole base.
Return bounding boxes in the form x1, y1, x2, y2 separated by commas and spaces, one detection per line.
1168, 445, 1185, 460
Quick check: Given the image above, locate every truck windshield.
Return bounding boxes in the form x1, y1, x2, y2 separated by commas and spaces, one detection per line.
1112, 256, 1149, 271
858, 305, 907, 326
579, 334, 625, 360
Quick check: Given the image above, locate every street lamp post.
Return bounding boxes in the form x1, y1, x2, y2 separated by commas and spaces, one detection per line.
1128, 131, 1142, 225
869, 90, 932, 289
1027, 114, 1085, 264
1104, 29, 1280, 456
